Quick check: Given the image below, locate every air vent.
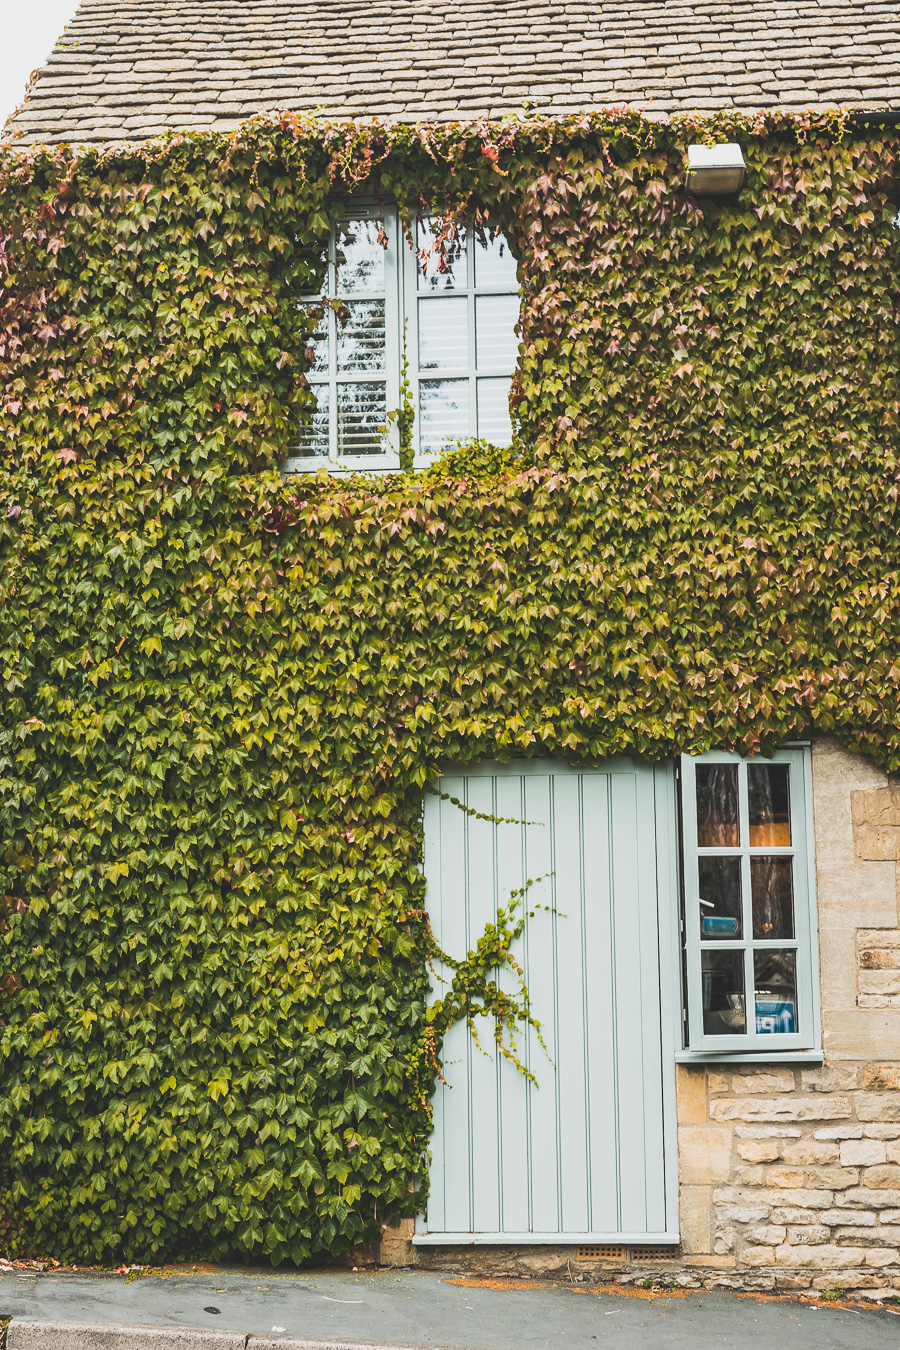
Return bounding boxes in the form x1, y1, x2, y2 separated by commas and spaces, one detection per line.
628, 1246, 678, 1261
574, 1244, 627, 1261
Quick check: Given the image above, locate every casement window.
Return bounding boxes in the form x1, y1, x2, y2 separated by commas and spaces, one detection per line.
679, 749, 820, 1058
283, 205, 520, 474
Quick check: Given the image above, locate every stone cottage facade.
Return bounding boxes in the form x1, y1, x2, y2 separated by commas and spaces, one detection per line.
4, 0, 900, 1302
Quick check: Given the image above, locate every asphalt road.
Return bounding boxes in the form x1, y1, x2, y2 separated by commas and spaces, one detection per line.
1, 1268, 898, 1349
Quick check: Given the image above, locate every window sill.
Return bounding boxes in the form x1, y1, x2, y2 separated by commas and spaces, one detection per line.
675, 1049, 824, 1064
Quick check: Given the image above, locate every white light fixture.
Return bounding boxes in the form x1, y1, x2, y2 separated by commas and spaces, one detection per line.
685, 143, 746, 197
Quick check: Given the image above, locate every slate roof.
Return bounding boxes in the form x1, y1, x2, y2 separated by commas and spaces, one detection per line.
4, 0, 899, 146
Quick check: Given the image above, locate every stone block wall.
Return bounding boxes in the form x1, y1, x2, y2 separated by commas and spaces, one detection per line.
379, 739, 900, 1297
676, 1062, 900, 1298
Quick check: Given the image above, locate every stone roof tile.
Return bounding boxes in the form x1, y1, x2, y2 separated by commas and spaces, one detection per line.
4, 0, 897, 144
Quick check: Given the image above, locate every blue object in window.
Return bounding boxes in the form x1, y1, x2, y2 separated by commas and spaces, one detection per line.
755, 999, 796, 1034
701, 916, 739, 936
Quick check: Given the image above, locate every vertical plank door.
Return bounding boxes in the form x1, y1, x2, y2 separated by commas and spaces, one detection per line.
416, 759, 679, 1244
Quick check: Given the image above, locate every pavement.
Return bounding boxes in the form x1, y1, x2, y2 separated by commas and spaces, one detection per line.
1, 1267, 899, 1350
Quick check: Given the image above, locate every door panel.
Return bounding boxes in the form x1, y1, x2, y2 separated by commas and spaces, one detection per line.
416, 759, 678, 1243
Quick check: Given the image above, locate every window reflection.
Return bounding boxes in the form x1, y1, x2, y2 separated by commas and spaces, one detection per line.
698, 856, 742, 938
696, 764, 739, 848
336, 301, 386, 372
477, 377, 513, 445
701, 950, 746, 1035
475, 294, 519, 370
748, 763, 791, 846
418, 296, 468, 370
337, 382, 386, 456
474, 229, 518, 288
751, 857, 794, 939
418, 219, 468, 290
754, 950, 797, 1033
336, 218, 385, 295
419, 380, 469, 454
297, 386, 330, 456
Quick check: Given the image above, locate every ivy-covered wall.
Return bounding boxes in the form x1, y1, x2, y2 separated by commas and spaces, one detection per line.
0, 110, 898, 1265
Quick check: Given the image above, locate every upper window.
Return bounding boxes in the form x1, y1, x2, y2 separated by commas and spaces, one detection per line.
679, 749, 819, 1055
284, 205, 520, 473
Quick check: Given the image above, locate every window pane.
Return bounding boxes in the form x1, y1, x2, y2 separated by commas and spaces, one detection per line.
417, 218, 468, 290
418, 296, 468, 370
701, 950, 746, 1035
748, 763, 791, 846
476, 377, 513, 446
474, 229, 518, 289
336, 218, 385, 295
475, 294, 519, 371
751, 857, 795, 939
754, 950, 797, 1034
307, 315, 330, 375
337, 382, 386, 456
336, 300, 386, 373
696, 764, 739, 848
698, 857, 742, 938
295, 385, 330, 457
419, 379, 470, 455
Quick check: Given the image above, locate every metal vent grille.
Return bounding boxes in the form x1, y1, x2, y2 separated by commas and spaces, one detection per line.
574, 1244, 627, 1261
629, 1246, 678, 1261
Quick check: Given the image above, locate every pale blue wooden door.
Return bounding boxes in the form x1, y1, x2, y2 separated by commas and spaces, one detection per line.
416, 759, 679, 1244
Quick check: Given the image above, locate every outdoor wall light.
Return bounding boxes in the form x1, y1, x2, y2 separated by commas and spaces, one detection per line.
685, 143, 746, 197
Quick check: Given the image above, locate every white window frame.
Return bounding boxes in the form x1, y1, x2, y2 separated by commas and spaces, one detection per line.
678, 748, 822, 1061
283, 203, 520, 476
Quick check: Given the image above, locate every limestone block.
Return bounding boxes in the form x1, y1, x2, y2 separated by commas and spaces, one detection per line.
858, 942, 900, 974
866, 1248, 900, 1266
788, 1226, 829, 1245
851, 787, 900, 861
861, 1065, 900, 1091
859, 970, 900, 997
841, 1139, 887, 1166
733, 1166, 766, 1186
736, 1126, 801, 1139
378, 1216, 414, 1266
836, 1187, 900, 1208
782, 1141, 839, 1165
679, 1184, 712, 1255
806, 1167, 858, 1189
866, 1125, 900, 1139
676, 1066, 708, 1125
717, 1205, 769, 1223
812, 740, 887, 871
815, 1126, 863, 1140
883, 1210, 900, 1223
739, 1141, 781, 1162
710, 1098, 851, 1123
775, 1243, 868, 1267
863, 1165, 900, 1189
801, 1065, 860, 1093
813, 1272, 891, 1290
759, 1188, 834, 1210
817, 928, 860, 1010
744, 1225, 786, 1245
817, 867, 897, 929
856, 1094, 900, 1123
764, 1168, 806, 1189
742, 1246, 776, 1266
730, 1070, 795, 1094
678, 1125, 733, 1185
771, 1208, 819, 1223
821, 1210, 876, 1226
835, 1227, 900, 1246
707, 1073, 730, 1094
